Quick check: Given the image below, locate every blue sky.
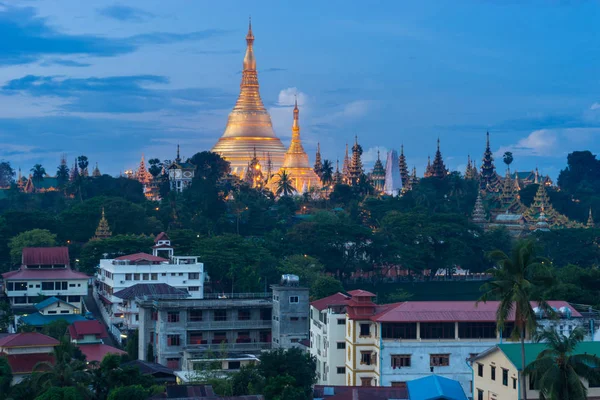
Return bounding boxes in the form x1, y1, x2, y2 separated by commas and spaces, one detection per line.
0, 1, 599, 179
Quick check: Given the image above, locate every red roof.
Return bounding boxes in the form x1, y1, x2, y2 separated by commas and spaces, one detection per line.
22, 247, 70, 266
0, 332, 59, 348
2, 267, 89, 280
155, 232, 170, 243
2, 353, 55, 374
68, 320, 108, 340
78, 343, 126, 362
372, 300, 581, 323
310, 292, 351, 311
314, 386, 408, 400
114, 253, 167, 263
347, 289, 376, 297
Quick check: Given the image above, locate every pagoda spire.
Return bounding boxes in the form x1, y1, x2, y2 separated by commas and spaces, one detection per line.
410, 166, 419, 188
471, 192, 487, 227
92, 207, 112, 240
424, 155, 433, 177
465, 155, 476, 180
136, 154, 152, 185
333, 158, 343, 184
175, 144, 181, 164
70, 158, 79, 181
314, 142, 323, 178
244, 147, 264, 188
588, 208, 595, 228
430, 137, 448, 178
371, 150, 386, 192
398, 144, 409, 188
342, 143, 350, 183
92, 162, 101, 177
348, 136, 364, 186
480, 131, 500, 192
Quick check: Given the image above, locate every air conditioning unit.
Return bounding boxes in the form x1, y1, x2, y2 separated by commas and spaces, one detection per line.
183, 280, 187, 283
120, 281, 125, 284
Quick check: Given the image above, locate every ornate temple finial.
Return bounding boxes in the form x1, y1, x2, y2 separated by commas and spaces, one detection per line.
400, 144, 404, 155
437, 137, 440, 151
486, 131, 490, 147
377, 150, 380, 160
247, 16, 254, 43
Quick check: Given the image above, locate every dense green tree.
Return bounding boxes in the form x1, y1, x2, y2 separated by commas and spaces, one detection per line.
79, 235, 154, 274
479, 240, 554, 400
76, 156, 89, 177
278, 255, 324, 288
34, 387, 84, 400
542, 264, 600, 308
533, 228, 600, 268
0, 161, 15, 187
147, 159, 162, 178
31, 164, 46, 184
56, 163, 70, 189
274, 171, 295, 197
106, 385, 151, 400
9, 229, 57, 264
231, 365, 264, 396
310, 275, 344, 300
70, 176, 146, 204
42, 320, 70, 341
524, 327, 600, 400
257, 348, 316, 400
126, 330, 139, 360
0, 356, 12, 400
558, 151, 600, 195
321, 160, 333, 186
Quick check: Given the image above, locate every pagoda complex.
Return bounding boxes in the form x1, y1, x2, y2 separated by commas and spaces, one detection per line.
211, 20, 286, 177
276, 100, 320, 193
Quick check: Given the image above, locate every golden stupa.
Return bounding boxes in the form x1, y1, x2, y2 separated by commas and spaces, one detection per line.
276, 98, 321, 193
211, 20, 286, 176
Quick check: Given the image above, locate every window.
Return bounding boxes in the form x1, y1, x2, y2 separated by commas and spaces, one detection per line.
125, 274, 132, 280
151, 273, 158, 280
458, 322, 497, 339
360, 377, 372, 387
290, 317, 299, 321
135, 314, 139, 321
189, 273, 200, 279
477, 389, 483, 400
189, 332, 203, 345
60, 310, 70, 314
360, 351, 372, 365
337, 367, 345, 374
477, 363, 484, 377
430, 354, 450, 367
213, 332, 227, 344
167, 312, 180, 323
502, 368, 508, 386
14, 282, 27, 291
238, 310, 251, 321
381, 323, 417, 339
178, 273, 183, 276
337, 318, 346, 325
68, 296, 80, 303
36, 284, 40, 288
289, 296, 299, 303
69, 284, 76, 287
171, 273, 176, 276
162, 273, 166, 276
260, 309, 271, 321
337, 342, 346, 349
47, 311, 57, 314
391, 382, 407, 388
214, 310, 227, 321
133, 273, 140, 281
166, 358, 180, 370
188, 286, 200, 291
190, 310, 203, 322
42, 282, 54, 290
6, 282, 13, 291
273, 295, 279, 301
167, 335, 180, 346
391, 354, 411, 368
420, 322, 455, 339
360, 323, 370, 337
142, 273, 149, 280
491, 365, 496, 380
512, 377, 517, 389
151, 311, 158, 321
228, 361, 241, 370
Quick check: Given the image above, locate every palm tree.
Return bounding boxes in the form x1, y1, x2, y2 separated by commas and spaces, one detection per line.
478, 240, 554, 400
321, 160, 334, 186
30, 164, 46, 183
275, 171, 296, 197
56, 163, 70, 188
524, 327, 600, 400
503, 151, 514, 170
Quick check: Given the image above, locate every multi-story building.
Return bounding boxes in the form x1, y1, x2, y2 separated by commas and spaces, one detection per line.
2, 247, 89, 310
95, 232, 204, 325
310, 292, 353, 385
311, 290, 585, 394
136, 276, 309, 373
271, 276, 310, 349
472, 342, 600, 400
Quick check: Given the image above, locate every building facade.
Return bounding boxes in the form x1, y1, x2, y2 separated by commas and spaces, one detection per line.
2, 247, 89, 310
271, 280, 310, 349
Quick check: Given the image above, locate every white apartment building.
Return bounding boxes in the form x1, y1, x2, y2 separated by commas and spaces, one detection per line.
2, 247, 89, 310
310, 292, 353, 385
95, 232, 204, 325
311, 290, 586, 394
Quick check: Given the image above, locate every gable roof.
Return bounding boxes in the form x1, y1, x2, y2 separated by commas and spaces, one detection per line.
35, 297, 77, 311
310, 292, 351, 311
496, 341, 600, 370
22, 247, 70, 266
2, 267, 89, 280
0, 332, 59, 348
77, 343, 126, 362
114, 253, 167, 263
113, 283, 189, 300
347, 289, 376, 297
68, 320, 108, 340
122, 359, 175, 376
407, 375, 468, 400
155, 232, 170, 243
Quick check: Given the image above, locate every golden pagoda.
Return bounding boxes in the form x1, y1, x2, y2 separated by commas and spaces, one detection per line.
276, 98, 320, 193
92, 208, 112, 240
211, 19, 286, 176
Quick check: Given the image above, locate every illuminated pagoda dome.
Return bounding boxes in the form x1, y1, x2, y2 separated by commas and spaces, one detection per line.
92, 208, 112, 240
211, 19, 286, 177
277, 99, 320, 193
371, 150, 386, 192
480, 132, 501, 192
499, 169, 525, 214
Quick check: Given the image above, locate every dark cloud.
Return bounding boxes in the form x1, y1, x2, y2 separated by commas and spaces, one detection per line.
98, 5, 155, 22
1, 75, 235, 114
0, 4, 228, 65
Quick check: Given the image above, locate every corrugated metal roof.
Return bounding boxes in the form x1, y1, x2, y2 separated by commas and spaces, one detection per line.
310, 292, 351, 311
22, 247, 70, 266
498, 341, 600, 370
2, 267, 89, 280
0, 332, 59, 348
155, 232, 170, 243
114, 252, 167, 262
113, 283, 189, 300
68, 320, 108, 339
3, 353, 55, 374
35, 297, 77, 311
78, 343, 126, 362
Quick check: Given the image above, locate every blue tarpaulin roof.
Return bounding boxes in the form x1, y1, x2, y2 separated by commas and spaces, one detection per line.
21, 313, 88, 327
407, 375, 468, 400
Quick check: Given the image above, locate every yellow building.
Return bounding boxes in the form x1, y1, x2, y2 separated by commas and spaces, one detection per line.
276, 99, 321, 193
472, 342, 600, 400
211, 20, 286, 177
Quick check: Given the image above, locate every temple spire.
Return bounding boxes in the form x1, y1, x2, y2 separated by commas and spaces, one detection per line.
588, 208, 595, 228
480, 131, 500, 192
399, 144, 409, 188
371, 150, 385, 192
471, 192, 487, 227
176, 144, 181, 164
314, 142, 323, 178
342, 143, 350, 182
92, 207, 112, 240
348, 136, 364, 186
92, 162, 101, 177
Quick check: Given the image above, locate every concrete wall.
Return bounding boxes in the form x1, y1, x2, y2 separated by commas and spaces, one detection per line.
5, 278, 87, 308
39, 301, 78, 315
271, 285, 309, 349
1, 345, 56, 355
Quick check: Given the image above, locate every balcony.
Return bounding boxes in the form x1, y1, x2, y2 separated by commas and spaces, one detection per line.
186, 319, 271, 330
184, 341, 271, 353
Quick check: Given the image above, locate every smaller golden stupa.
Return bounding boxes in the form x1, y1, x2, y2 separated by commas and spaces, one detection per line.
276, 98, 321, 193
92, 207, 112, 240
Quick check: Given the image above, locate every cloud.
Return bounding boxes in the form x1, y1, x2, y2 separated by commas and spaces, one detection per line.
39, 58, 91, 67
0, 4, 228, 65
497, 128, 600, 158
591, 103, 600, 110
362, 146, 388, 169
1, 75, 234, 114
98, 5, 154, 22
276, 87, 308, 106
